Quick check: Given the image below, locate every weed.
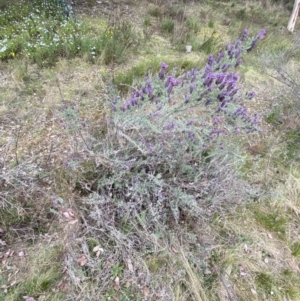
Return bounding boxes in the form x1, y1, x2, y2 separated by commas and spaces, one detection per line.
186, 16, 201, 33
256, 272, 275, 293
161, 18, 175, 33
291, 242, 300, 257
144, 17, 151, 27
0, 245, 63, 300
111, 263, 124, 278
149, 6, 161, 18
284, 130, 300, 162
101, 19, 141, 65
208, 20, 214, 28
266, 107, 282, 125
236, 8, 247, 20
255, 210, 287, 237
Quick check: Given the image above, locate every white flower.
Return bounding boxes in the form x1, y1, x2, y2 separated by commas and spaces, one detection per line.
0, 45, 7, 53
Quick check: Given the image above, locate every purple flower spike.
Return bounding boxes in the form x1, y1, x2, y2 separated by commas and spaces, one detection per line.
246, 91, 256, 100
207, 54, 215, 66
257, 29, 266, 39
240, 29, 248, 41
202, 65, 212, 78
235, 58, 243, 68
247, 29, 266, 52
216, 73, 225, 85
146, 80, 153, 94
159, 62, 169, 79
161, 62, 168, 69
165, 121, 175, 131
170, 77, 179, 86
222, 63, 232, 73
205, 98, 213, 106
167, 84, 173, 95
203, 72, 215, 87
216, 52, 225, 63
190, 83, 196, 94
165, 76, 171, 88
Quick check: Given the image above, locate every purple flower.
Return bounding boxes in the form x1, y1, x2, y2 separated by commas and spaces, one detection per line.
159, 62, 169, 79
190, 83, 196, 94
226, 80, 236, 92
130, 96, 138, 106
229, 88, 239, 97
216, 52, 225, 63
167, 84, 173, 95
203, 72, 215, 87
227, 44, 235, 59
146, 80, 153, 94
216, 73, 225, 85
141, 85, 147, 94
247, 29, 266, 52
165, 121, 175, 130
170, 77, 179, 86
161, 62, 168, 69
222, 63, 232, 72
213, 117, 221, 125
218, 80, 227, 90
235, 58, 243, 68
246, 91, 256, 99
187, 131, 195, 142
235, 39, 241, 49
207, 54, 215, 66
240, 29, 248, 41
202, 65, 212, 78
205, 98, 213, 106
257, 29, 266, 39
234, 47, 242, 59
218, 90, 227, 102
165, 76, 171, 88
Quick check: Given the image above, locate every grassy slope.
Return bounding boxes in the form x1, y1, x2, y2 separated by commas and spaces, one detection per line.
1, 0, 300, 300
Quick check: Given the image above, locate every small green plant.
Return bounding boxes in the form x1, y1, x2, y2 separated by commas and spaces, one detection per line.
144, 16, 151, 26
161, 18, 175, 33
186, 16, 200, 33
208, 20, 214, 28
236, 8, 247, 20
111, 263, 124, 278
291, 242, 300, 257
256, 272, 275, 293
149, 6, 161, 18
101, 20, 140, 65
255, 210, 287, 237
266, 107, 282, 125
284, 130, 300, 162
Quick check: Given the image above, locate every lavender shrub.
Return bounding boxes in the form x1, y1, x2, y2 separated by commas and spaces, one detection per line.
74, 30, 266, 230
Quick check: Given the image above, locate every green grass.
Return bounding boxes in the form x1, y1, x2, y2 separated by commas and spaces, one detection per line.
291, 242, 300, 257
0, 246, 63, 301
0, 1, 139, 66
255, 272, 276, 293
113, 57, 201, 93
161, 18, 175, 33
255, 210, 288, 237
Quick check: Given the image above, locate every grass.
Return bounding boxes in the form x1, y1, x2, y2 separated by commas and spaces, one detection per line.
1, 0, 300, 300
0, 245, 63, 301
